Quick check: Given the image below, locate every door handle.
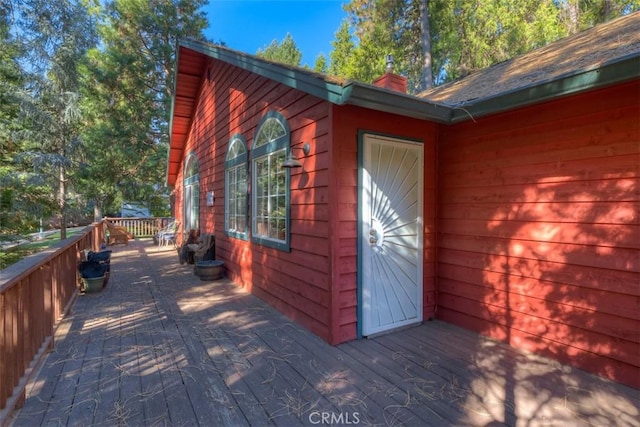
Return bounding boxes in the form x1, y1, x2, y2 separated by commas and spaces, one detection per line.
369, 229, 378, 245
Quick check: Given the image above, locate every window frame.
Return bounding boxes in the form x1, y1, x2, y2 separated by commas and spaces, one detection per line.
225, 134, 249, 240
183, 152, 200, 232
250, 111, 291, 251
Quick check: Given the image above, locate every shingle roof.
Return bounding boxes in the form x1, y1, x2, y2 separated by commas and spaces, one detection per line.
419, 11, 640, 106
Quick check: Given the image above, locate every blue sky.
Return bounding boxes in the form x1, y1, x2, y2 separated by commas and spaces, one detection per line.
203, 0, 348, 66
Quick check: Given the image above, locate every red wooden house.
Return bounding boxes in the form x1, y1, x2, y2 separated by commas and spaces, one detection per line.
167, 13, 639, 388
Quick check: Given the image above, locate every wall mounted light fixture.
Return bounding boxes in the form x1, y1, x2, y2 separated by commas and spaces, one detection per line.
282, 143, 311, 169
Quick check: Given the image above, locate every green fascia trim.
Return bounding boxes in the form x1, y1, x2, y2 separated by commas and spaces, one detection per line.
343, 82, 451, 123
447, 54, 640, 123
179, 40, 346, 104
178, 39, 638, 127
178, 40, 452, 123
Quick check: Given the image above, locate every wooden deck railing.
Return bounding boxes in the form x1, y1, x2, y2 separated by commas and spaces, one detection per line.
104, 217, 173, 238
0, 223, 104, 426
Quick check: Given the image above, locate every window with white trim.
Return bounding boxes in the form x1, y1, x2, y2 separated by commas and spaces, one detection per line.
251, 111, 290, 251
183, 153, 199, 232
225, 135, 248, 240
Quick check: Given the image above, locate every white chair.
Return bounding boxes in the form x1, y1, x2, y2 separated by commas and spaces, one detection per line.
156, 221, 178, 248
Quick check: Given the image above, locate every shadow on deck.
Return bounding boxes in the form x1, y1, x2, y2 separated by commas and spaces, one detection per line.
9, 240, 639, 426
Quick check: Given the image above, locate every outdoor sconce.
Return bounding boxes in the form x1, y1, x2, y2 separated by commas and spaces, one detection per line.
282, 143, 311, 169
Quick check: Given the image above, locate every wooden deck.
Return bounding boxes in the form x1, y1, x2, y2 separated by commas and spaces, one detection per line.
8, 240, 639, 427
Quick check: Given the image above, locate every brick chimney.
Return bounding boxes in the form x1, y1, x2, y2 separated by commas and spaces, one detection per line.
373, 55, 407, 93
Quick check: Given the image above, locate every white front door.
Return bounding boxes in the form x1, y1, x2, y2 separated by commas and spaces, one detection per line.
361, 134, 423, 336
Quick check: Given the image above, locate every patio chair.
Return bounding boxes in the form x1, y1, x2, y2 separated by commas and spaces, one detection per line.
160, 231, 178, 248
155, 220, 179, 247
103, 219, 131, 246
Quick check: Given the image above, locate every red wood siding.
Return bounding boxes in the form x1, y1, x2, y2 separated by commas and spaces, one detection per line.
436, 80, 640, 388
331, 105, 438, 343
175, 58, 335, 342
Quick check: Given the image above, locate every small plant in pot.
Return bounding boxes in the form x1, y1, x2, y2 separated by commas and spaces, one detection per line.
78, 250, 111, 293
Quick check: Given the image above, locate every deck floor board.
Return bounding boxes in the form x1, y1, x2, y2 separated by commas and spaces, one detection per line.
9, 240, 640, 427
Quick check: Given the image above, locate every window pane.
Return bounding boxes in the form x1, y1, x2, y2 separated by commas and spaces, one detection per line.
257, 219, 268, 235
254, 118, 286, 148
225, 162, 247, 236
251, 113, 289, 249
227, 138, 247, 160
253, 147, 288, 243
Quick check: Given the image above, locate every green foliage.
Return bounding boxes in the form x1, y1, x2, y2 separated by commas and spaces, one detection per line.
0, 2, 30, 236
256, 33, 303, 66
2, 0, 206, 236
78, 0, 208, 217
328, 20, 356, 78
7, 0, 97, 238
313, 54, 328, 74
429, 0, 567, 83
336, 0, 426, 90
335, 0, 639, 91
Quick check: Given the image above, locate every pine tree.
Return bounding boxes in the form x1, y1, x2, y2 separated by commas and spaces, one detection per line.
313, 54, 328, 74
328, 20, 355, 77
256, 33, 303, 67
12, 0, 97, 238
0, 1, 26, 235
80, 0, 208, 218
337, 0, 638, 90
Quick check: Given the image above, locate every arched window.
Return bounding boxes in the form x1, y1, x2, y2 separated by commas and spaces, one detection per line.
251, 111, 290, 251
183, 153, 199, 232
225, 135, 248, 240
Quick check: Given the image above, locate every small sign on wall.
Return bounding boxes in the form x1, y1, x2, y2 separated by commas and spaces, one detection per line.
206, 191, 214, 206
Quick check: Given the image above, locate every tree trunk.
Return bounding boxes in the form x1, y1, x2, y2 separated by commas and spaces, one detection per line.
566, 0, 580, 34
420, 0, 433, 90
59, 165, 67, 240
94, 199, 103, 222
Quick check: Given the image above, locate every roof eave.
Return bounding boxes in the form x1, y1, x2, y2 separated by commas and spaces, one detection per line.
178, 39, 346, 103
166, 42, 181, 187
447, 54, 640, 123
178, 39, 453, 123
342, 82, 451, 123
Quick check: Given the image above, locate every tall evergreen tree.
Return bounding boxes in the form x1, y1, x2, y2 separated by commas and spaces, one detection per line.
12, 0, 97, 238
0, 0, 26, 235
313, 53, 328, 74
337, 0, 638, 90
431, 0, 565, 81
80, 0, 208, 219
419, 0, 433, 90
256, 33, 303, 66
342, 0, 405, 84
561, 0, 640, 31
328, 20, 356, 77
